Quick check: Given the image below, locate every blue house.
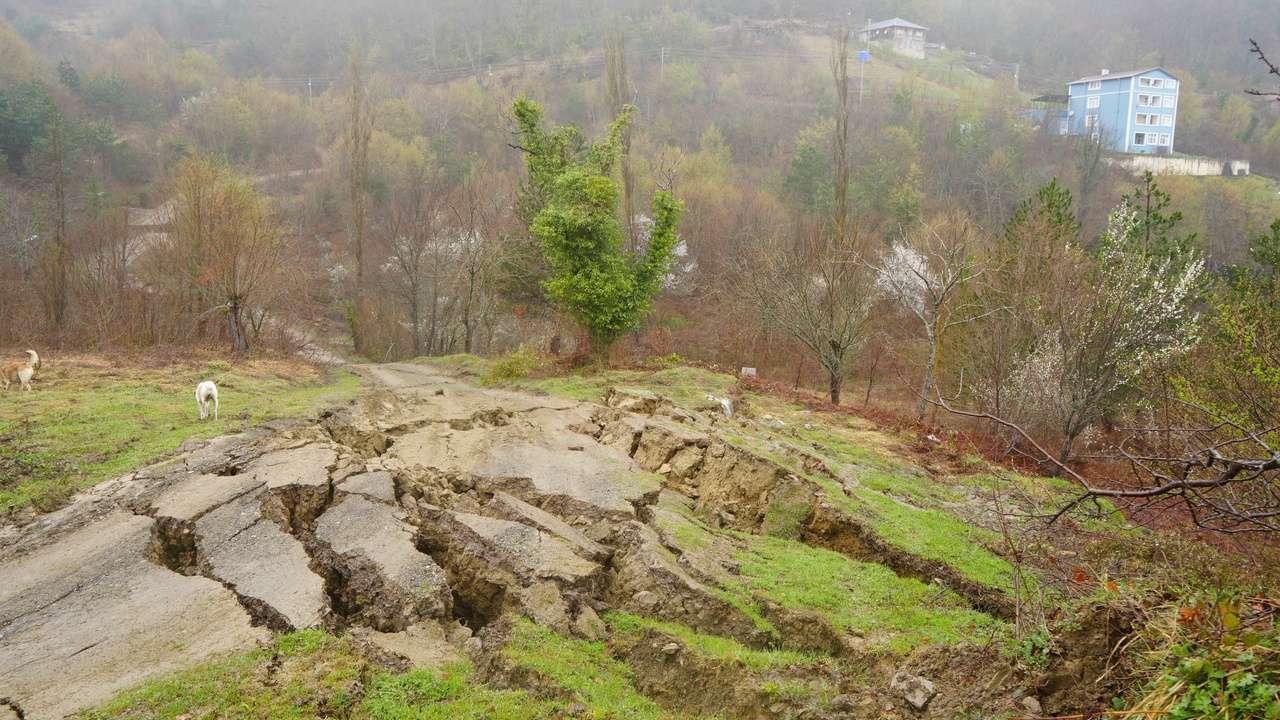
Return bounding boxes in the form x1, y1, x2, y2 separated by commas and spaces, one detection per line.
1066, 68, 1180, 154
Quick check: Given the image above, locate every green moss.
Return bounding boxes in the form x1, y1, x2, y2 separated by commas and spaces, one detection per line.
77, 628, 675, 720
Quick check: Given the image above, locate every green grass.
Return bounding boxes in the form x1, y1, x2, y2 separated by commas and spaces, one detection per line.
0, 353, 363, 514
502, 617, 672, 719
77, 630, 369, 719
605, 612, 814, 672
77, 625, 677, 720
828, 475, 1012, 591
729, 535, 1005, 653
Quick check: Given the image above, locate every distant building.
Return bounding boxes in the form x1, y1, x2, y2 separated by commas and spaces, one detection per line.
858, 18, 928, 59
1018, 94, 1071, 135
1066, 68, 1179, 154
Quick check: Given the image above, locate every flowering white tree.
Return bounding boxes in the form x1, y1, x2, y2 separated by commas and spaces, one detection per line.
1026, 206, 1203, 468
873, 212, 996, 416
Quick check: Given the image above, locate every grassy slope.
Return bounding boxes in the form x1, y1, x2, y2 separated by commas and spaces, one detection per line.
0, 352, 362, 514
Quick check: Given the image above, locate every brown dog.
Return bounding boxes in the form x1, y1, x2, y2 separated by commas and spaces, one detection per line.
2, 349, 40, 391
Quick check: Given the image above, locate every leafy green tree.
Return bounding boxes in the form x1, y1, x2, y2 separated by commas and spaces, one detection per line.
1120, 171, 1197, 260
56, 59, 80, 92
0, 80, 54, 173
512, 96, 683, 356
81, 74, 137, 123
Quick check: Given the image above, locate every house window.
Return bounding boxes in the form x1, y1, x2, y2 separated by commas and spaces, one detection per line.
1087, 95, 1100, 108
1134, 132, 1146, 145
1091, 132, 1100, 143
1136, 114, 1149, 125
1088, 80, 1102, 90
1162, 115, 1173, 127
1085, 114, 1099, 128
1139, 77, 1152, 87
1151, 78, 1163, 88
1163, 95, 1175, 108
1166, 80, 1177, 90
1159, 134, 1171, 146
1148, 134, 1159, 145
1059, 120, 1068, 133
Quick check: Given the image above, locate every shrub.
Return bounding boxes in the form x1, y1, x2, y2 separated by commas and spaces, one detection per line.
481, 344, 546, 386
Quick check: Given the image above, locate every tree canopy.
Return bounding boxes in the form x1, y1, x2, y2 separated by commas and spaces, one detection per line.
512, 96, 683, 355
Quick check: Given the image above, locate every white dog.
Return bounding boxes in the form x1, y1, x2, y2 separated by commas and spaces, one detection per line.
2, 350, 39, 391
196, 380, 219, 420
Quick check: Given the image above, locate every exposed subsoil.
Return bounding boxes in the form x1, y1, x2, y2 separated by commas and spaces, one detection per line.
0, 362, 1116, 719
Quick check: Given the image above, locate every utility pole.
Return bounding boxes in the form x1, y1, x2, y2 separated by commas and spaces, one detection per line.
859, 19, 870, 106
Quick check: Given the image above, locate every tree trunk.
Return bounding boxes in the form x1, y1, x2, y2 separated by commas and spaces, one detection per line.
227, 300, 249, 352
863, 347, 880, 408
1054, 434, 1076, 477
829, 368, 842, 405
919, 329, 940, 417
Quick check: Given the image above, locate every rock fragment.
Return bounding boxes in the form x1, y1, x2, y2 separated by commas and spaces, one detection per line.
890, 671, 938, 710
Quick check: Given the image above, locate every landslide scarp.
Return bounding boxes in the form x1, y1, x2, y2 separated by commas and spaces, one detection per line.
1, 361, 1050, 720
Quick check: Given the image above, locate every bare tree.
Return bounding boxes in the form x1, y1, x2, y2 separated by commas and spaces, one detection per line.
377, 174, 453, 358
960, 180, 1079, 426
605, 23, 638, 251
942, 397, 1280, 534
450, 168, 511, 355
344, 39, 375, 347
1246, 39, 1280, 102
830, 24, 851, 246
76, 210, 133, 347
147, 152, 288, 352
737, 221, 876, 405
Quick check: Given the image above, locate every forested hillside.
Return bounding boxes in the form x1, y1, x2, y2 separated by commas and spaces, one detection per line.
2, 0, 1280, 524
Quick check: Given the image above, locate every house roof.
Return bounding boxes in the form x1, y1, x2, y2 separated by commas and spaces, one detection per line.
1032, 94, 1070, 104
1068, 67, 1178, 85
861, 17, 928, 32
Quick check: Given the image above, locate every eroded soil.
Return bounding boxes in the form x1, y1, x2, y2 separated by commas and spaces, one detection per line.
0, 362, 1109, 719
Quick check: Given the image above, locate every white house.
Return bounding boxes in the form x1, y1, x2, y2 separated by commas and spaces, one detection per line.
858, 18, 928, 59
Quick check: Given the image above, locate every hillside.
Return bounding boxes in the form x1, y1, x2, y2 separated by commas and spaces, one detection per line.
1, 359, 1244, 719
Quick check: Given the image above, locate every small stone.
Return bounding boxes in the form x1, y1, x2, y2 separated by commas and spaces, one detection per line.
829, 694, 857, 712
568, 444, 585, 452
890, 671, 937, 711
633, 590, 661, 613
433, 389, 444, 396
662, 642, 680, 655
1021, 696, 1043, 715
657, 463, 672, 474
